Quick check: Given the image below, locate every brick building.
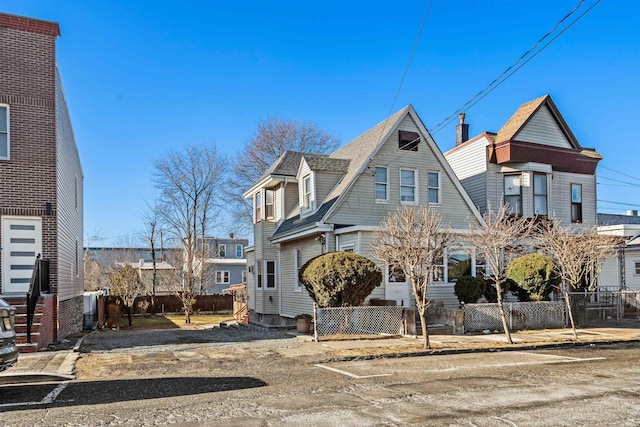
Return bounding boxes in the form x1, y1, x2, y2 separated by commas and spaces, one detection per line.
0, 13, 84, 351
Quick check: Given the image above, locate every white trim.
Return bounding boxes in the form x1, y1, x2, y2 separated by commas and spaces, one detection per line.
399, 167, 418, 205
206, 258, 247, 265
374, 165, 389, 203
269, 223, 333, 244
218, 243, 227, 258
334, 225, 380, 235
294, 247, 302, 291
264, 259, 277, 289
427, 170, 441, 205
215, 270, 231, 284
0, 104, 9, 160
235, 244, 244, 258
340, 244, 355, 252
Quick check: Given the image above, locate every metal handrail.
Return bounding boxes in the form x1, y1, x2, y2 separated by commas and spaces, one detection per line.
26, 255, 50, 343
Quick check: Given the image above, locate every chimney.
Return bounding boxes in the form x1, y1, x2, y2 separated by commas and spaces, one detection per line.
229, 232, 235, 239
456, 112, 469, 146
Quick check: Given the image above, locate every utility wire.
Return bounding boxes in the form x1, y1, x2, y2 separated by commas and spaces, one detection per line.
389, 0, 433, 116
598, 175, 640, 187
429, 0, 600, 135
598, 200, 640, 208
599, 165, 640, 181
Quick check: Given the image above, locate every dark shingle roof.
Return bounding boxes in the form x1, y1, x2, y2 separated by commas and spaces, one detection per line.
270, 199, 338, 241
598, 213, 640, 226
303, 154, 350, 173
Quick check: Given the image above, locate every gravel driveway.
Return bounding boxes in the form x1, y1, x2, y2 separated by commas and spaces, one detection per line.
80, 326, 297, 354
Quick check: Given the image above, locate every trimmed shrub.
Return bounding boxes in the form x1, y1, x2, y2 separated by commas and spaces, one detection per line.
483, 278, 513, 303
299, 252, 382, 308
506, 254, 557, 301
453, 275, 486, 304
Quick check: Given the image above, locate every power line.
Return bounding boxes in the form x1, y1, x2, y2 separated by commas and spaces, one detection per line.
599, 165, 640, 182
598, 199, 640, 208
389, 0, 433, 116
598, 175, 640, 187
429, 0, 600, 135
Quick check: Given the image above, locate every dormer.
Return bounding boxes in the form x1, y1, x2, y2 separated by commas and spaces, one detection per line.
296, 154, 349, 219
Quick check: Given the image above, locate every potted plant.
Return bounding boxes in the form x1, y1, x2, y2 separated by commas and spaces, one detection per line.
295, 313, 312, 333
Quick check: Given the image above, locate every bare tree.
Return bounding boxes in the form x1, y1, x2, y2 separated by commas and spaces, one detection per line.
539, 222, 617, 338
371, 206, 453, 349
109, 264, 146, 326
466, 204, 533, 344
153, 142, 227, 322
228, 117, 340, 234
142, 202, 161, 312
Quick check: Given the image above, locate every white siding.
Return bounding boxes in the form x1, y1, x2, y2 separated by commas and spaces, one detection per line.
279, 237, 322, 317
514, 105, 573, 148
315, 172, 342, 203
446, 138, 489, 212
550, 171, 597, 227
284, 182, 299, 218
426, 284, 459, 309
328, 115, 478, 230
55, 72, 84, 302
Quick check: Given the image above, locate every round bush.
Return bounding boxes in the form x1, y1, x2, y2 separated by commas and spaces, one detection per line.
506, 253, 557, 301
298, 252, 382, 308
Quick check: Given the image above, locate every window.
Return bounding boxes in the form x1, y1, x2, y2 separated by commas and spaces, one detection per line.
375, 166, 388, 202
388, 265, 406, 283
0, 105, 8, 160
533, 173, 548, 216
400, 169, 417, 204
504, 174, 522, 215
241, 270, 247, 283
398, 130, 419, 151
303, 175, 312, 209
266, 260, 276, 288
215, 270, 230, 284
341, 244, 354, 253
635, 261, 640, 276
265, 189, 274, 219
218, 244, 226, 258
254, 191, 262, 222
433, 256, 445, 282
428, 172, 440, 204
256, 261, 262, 288
236, 244, 243, 258
447, 249, 471, 282
571, 183, 582, 223
475, 252, 486, 278
294, 248, 302, 290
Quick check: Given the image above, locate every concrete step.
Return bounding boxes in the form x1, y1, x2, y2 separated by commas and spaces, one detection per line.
16, 342, 39, 353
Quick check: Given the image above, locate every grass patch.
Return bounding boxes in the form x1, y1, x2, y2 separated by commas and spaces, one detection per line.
117, 313, 235, 329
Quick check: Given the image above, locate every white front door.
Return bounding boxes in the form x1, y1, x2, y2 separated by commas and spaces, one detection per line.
1, 217, 42, 293
384, 265, 412, 307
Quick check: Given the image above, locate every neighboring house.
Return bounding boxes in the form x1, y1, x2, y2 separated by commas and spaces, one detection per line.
84, 247, 181, 292
198, 236, 248, 295
0, 13, 84, 351
124, 260, 177, 296
445, 95, 602, 226
598, 212, 640, 291
244, 105, 483, 326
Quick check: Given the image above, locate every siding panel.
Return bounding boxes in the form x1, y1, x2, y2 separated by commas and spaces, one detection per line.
514, 105, 573, 148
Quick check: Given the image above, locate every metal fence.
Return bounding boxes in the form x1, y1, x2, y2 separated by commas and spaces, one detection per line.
464, 301, 566, 333
568, 289, 640, 326
314, 306, 404, 340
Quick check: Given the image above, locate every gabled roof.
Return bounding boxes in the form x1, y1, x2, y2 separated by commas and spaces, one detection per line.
495, 94, 581, 148
269, 105, 484, 241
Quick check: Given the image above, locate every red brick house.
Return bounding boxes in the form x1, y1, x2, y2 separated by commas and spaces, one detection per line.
0, 13, 84, 351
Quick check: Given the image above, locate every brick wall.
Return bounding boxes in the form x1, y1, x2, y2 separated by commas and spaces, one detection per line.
0, 19, 59, 295
37, 293, 57, 347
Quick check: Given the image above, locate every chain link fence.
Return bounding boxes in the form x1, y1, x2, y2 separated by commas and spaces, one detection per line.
464, 301, 566, 333
314, 306, 404, 340
568, 289, 640, 326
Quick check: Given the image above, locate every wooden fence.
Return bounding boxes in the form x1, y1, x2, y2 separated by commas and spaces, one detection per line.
106, 294, 233, 316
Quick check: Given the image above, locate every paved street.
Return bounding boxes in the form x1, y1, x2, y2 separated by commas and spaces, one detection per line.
0, 326, 638, 426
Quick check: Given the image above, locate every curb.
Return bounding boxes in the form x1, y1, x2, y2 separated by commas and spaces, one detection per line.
316, 338, 640, 364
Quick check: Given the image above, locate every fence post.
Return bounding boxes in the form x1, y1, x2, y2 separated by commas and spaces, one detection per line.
313, 303, 318, 342
508, 303, 512, 331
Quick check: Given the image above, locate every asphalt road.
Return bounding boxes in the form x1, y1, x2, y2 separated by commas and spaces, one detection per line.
0, 330, 639, 426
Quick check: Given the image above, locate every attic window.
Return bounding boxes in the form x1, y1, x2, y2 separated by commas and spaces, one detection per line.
399, 130, 419, 151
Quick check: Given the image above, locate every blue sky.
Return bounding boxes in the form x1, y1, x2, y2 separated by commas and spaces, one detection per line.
3, 0, 639, 245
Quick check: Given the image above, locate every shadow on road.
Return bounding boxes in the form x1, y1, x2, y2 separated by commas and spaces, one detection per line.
0, 376, 267, 412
